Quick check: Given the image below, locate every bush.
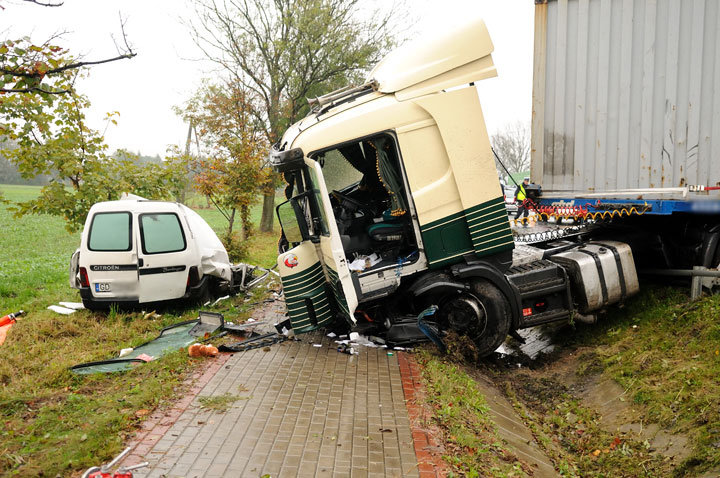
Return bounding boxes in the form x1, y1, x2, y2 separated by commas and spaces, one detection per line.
222, 231, 249, 263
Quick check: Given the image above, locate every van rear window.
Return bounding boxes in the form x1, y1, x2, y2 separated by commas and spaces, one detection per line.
88, 212, 132, 251
140, 213, 186, 254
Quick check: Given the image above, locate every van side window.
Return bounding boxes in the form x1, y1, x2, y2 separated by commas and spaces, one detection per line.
88, 212, 132, 251
140, 213, 186, 254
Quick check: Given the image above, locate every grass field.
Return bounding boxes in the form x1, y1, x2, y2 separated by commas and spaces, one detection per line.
0, 184, 280, 476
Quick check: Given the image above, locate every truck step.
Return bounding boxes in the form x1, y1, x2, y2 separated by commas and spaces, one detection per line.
507, 260, 568, 298
506, 260, 573, 328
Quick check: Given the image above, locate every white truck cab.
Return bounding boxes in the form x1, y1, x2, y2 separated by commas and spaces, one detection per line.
70, 196, 232, 310
269, 17, 639, 355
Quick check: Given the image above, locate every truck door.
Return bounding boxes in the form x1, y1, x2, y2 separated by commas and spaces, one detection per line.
276, 162, 358, 329
137, 212, 194, 303
308, 161, 358, 322
84, 211, 139, 301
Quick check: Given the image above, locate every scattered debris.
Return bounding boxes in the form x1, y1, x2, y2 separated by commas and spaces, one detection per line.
337, 343, 358, 355
58, 301, 84, 310
142, 310, 162, 320
81, 447, 148, 478
325, 307, 445, 354
188, 343, 219, 357
219, 332, 286, 353
135, 353, 154, 362
223, 320, 266, 334
47, 304, 77, 315
210, 295, 231, 306
189, 311, 224, 337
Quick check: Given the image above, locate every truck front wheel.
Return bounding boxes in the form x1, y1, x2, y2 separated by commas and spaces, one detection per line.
440, 279, 511, 357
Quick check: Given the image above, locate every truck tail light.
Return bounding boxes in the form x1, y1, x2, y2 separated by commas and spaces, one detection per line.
79, 267, 90, 287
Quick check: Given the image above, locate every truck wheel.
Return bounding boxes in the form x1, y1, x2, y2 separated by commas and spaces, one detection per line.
440, 280, 511, 357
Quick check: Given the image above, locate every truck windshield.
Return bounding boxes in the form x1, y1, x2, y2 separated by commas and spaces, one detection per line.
88, 212, 132, 251
319, 149, 363, 191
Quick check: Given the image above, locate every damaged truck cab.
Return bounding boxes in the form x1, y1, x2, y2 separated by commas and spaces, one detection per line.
271, 18, 639, 355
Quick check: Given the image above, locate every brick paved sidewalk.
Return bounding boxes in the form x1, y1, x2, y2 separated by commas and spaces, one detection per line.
126, 303, 419, 478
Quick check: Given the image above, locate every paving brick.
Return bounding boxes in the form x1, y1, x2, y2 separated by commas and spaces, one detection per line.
122, 301, 419, 478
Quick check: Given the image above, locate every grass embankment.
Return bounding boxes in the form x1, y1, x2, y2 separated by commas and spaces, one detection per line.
418, 287, 720, 477
0, 184, 279, 476
571, 287, 720, 476
416, 350, 531, 477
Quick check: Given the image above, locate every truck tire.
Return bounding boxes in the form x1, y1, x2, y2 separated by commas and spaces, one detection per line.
441, 279, 511, 357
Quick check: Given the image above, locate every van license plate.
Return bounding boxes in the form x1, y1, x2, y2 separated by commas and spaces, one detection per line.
95, 283, 111, 292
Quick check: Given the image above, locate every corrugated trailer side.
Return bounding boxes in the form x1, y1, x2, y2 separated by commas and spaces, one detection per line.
531, 0, 720, 198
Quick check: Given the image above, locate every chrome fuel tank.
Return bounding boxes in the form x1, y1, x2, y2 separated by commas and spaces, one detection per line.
549, 241, 639, 314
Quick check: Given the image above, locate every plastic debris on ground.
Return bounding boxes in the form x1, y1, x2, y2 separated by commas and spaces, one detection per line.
337, 343, 358, 355
47, 305, 78, 315
325, 307, 444, 354
71, 321, 200, 374
219, 332, 285, 352
58, 301, 84, 310
189, 311, 224, 337
223, 320, 266, 334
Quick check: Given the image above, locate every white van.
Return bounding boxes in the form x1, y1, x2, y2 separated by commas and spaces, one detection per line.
69, 195, 233, 310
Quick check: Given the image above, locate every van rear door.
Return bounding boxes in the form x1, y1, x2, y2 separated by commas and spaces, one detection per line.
85, 211, 139, 300
137, 212, 194, 303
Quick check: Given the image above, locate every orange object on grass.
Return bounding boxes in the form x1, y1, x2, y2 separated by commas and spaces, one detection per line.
188, 343, 219, 357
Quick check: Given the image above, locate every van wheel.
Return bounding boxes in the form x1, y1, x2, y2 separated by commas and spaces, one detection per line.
440, 280, 511, 357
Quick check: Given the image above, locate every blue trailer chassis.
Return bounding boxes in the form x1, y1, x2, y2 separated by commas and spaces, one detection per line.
537, 197, 720, 216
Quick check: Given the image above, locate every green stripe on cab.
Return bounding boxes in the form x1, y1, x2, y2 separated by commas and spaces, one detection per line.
420, 196, 514, 268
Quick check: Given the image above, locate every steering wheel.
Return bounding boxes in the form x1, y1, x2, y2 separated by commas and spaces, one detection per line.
331, 190, 370, 215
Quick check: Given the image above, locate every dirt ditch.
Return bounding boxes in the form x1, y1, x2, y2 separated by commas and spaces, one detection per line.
461, 324, 705, 477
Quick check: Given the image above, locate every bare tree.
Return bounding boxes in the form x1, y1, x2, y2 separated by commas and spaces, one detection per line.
189, 0, 404, 232
491, 121, 531, 180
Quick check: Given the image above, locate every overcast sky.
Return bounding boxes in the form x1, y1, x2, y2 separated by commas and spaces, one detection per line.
2, 0, 534, 157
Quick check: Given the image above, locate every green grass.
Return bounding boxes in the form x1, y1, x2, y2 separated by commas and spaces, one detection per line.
0, 184, 280, 476
0, 185, 80, 312
416, 350, 531, 477
568, 287, 720, 476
